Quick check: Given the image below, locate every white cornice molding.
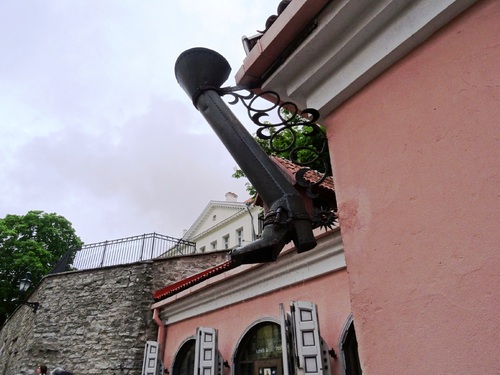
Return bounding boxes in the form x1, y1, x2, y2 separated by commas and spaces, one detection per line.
153, 229, 344, 324
263, 0, 476, 118
183, 201, 249, 239
189, 208, 248, 242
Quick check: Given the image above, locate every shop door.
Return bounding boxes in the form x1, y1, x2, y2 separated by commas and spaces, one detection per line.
255, 358, 282, 375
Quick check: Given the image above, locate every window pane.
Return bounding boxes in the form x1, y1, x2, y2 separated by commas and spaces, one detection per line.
343, 322, 362, 375
304, 357, 318, 373
239, 363, 253, 375
302, 331, 315, 346
173, 339, 196, 375
239, 323, 282, 361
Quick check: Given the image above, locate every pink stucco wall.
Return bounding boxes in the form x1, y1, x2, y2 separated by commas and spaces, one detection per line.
162, 270, 351, 375
325, 1, 499, 374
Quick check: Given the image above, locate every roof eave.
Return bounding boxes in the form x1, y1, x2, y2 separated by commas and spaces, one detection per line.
235, 0, 329, 88
236, 0, 478, 117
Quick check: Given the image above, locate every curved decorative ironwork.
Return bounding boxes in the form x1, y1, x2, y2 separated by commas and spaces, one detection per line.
221, 87, 332, 198
176, 47, 336, 263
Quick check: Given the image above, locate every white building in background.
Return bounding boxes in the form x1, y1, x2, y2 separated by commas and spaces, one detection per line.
183, 192, 262, 253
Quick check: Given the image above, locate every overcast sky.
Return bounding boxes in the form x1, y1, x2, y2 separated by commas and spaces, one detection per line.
0, 1, 278, 244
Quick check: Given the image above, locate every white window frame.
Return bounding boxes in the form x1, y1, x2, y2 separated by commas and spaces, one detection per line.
338, 314, 362, 375
141, 341, 160, 375
280, 301, 332, 375
194, 327, 218, 375
236, 227, 243, 246
223, 234, 230, 249
233, 317, 283, 375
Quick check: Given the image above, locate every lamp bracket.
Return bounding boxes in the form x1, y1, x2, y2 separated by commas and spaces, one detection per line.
221, 86, 332, 198
328, 348, 337, 359
221, 86, 338, 230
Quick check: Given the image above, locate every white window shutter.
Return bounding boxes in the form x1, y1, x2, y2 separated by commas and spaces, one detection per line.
291, 301, 322, 375
142, 340, 159, 375
320, 338, 332, 375
280, 303, 294, 375
194, 327, 218, 375
217, 350, 224, 375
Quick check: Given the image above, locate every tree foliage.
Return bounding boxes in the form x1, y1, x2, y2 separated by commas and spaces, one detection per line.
255, 124, 330, 171
0, 210, 83, 326
233, 109, 331, 196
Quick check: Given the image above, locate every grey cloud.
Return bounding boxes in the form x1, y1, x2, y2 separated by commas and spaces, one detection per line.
1, 97, 247, 243
0, 1, 278, 244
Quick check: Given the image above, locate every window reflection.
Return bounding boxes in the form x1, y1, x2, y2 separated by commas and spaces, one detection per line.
172, 339, 195, 375
236, 322, 283, 375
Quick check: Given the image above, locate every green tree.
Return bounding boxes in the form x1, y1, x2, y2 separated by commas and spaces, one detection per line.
254, 124, 330, 171
233, 110, 331, 196
0, 210, 83, 325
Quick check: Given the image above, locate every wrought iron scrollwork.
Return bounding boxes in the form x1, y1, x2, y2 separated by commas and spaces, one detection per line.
221, 87, 332, 198
221, 86, 338, 230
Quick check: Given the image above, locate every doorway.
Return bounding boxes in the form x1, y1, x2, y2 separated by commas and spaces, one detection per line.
235, 322, 283, 375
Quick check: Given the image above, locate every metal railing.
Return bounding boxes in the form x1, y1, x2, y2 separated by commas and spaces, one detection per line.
50, 233, 196, 274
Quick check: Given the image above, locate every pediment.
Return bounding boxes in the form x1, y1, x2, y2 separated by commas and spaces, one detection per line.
183, 201, 248, 240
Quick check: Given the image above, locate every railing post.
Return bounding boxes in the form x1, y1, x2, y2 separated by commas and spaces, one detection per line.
139, 233, 147, 261
150, 232, 156, 260
100, 241, 108, 268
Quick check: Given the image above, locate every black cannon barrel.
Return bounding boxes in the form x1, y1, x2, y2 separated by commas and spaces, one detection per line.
175, 47, 316, 264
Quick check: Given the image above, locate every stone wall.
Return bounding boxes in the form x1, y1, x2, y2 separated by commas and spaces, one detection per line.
151, 251, 228, 291
0, 251, 228, 375
0, 302, 37, 375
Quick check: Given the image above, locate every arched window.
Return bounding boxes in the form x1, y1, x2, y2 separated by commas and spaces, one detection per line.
339, 315, 362, 375
235, 321, 283, 375
172, 328, 223, 375
172, 338, 196, 375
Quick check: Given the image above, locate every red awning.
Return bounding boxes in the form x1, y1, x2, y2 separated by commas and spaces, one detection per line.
153, 260, 237, 300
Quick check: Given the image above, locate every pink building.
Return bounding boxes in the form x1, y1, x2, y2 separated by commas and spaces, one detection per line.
150, 161, 349, 375
152, 1, 499, 374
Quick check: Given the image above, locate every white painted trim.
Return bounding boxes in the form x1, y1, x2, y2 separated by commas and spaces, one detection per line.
189, 209, 246, 241
183, 201, 250, 239
263, 0, 477, 118
155, 230, 344, 324
338, 314, 355, 375
171, 336, 196, 374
